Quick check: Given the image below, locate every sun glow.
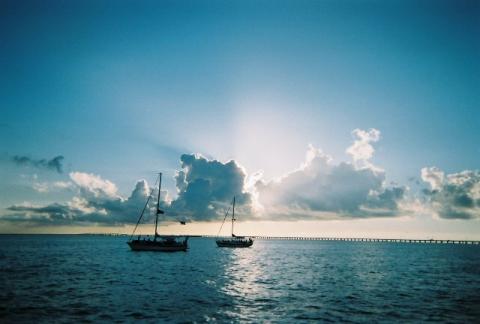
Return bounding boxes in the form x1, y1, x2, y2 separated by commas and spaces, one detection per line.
232, 99, 310, 181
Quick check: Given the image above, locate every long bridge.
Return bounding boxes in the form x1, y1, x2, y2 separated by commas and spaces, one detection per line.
201, 235, 480, 245
106, 233, 480, 245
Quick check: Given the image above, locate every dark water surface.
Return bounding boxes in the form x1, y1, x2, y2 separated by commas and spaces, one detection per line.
1, 235, 479, 323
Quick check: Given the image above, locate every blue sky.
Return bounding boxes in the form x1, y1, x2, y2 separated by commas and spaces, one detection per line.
1, 0, 479, 237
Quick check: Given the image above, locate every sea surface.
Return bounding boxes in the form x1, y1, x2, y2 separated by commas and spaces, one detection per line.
1, 235, 479, 323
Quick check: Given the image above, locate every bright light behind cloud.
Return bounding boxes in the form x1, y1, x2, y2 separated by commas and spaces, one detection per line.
232, 100, 310, 179
1, 127, 480, 239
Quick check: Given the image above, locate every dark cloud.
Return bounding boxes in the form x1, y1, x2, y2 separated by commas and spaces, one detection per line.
12, 155, 64, 173
4, 178, 153, 226
255, 147, 406, 219
169, 154, 251, 220
1, 134, 413, 227
7, 204, 74, 223
363, 186, 406, 214
422, 168, 480, 219
1, 154, 253, 226
5, 132, 479, 227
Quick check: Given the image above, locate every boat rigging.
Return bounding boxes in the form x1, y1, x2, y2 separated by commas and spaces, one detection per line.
127, 173, 189, 252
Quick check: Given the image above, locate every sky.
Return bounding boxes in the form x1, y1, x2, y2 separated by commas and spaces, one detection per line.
1, 0, 479, 238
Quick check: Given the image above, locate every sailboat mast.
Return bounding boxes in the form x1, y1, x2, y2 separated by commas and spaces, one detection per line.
231, 196, 235, 237
155, 173, 162, 238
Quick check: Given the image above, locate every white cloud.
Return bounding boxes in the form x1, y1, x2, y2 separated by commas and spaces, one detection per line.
69, 172, 119, 199
421, 167, 444, 190
31, 180, 73, 193
53, 181, 73, 189
5, 177, 153, 225
32, 181, 49, 193
255, 143, 405, 219
15, 128, 480, 226
68, 197, 98, 214
346, 128, 381, 170
422, 167, 480, 219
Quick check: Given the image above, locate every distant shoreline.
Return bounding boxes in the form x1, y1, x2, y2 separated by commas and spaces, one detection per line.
1, 233, 479, 245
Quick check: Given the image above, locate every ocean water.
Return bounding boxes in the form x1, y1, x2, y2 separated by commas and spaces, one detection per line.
1, 235, 479, 323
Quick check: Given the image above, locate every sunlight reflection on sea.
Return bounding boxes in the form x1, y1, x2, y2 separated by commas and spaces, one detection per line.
1, 236, 479, 323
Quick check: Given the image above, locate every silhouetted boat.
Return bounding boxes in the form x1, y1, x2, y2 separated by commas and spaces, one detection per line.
216, 197, 253, 248
127, 173, 188, 252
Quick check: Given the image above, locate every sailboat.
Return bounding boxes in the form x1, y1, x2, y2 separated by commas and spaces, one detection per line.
216, 196, 253, 248
127, 173, 188, 252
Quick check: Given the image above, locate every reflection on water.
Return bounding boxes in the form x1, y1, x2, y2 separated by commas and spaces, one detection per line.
220, 245, 269, 320
1, 235, 479, 322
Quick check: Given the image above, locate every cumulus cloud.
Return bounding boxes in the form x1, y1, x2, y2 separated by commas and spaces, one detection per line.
69, 172, 119, 199
2, 156, 251, 226
422, 167, 480, 219
346, 128, 381, 170
11, 155, 65, 173
32, 181, 50, 193
3, 173, 155, 225
421, 167, 444, 190
169, 154, 251, 220
1, 128, 414, 226
255, 145, 405, 219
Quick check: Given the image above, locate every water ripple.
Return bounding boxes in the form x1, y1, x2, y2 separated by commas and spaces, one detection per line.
1, 236, 479, 322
